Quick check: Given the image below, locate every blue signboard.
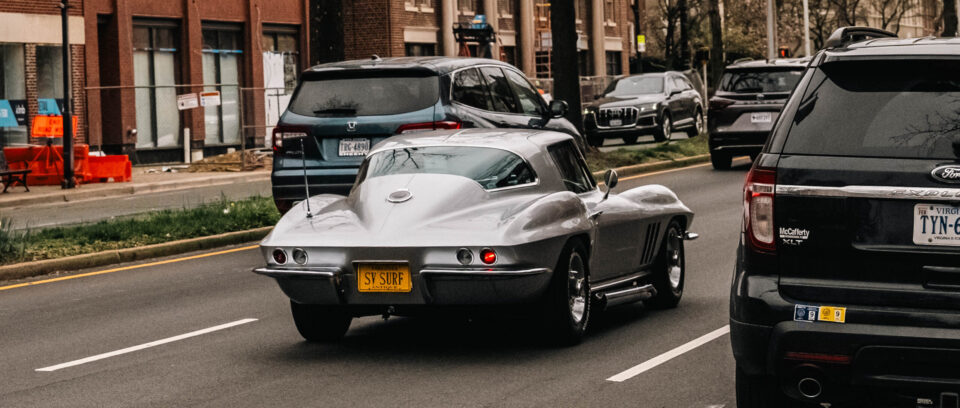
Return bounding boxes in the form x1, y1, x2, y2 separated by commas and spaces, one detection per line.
38, 98, 63, 115
0, 100, 27, 128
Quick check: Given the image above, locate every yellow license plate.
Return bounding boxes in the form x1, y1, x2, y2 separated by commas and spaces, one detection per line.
357, 263, 412, 292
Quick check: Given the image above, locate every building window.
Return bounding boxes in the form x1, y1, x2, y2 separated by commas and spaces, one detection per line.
575, 0, 587, 23
133, 23, 181, 149
405, 43, 436, 57
202, 26, 242, 146
606, 51, 622, 75
406, 0, 434, 11
0, 44, 26, 146
458, 0, 476, 14
578, 51, 591, 76
498, 0, 515, 16
262, 28, 299, 92
501, 46, 517, 66
604, 0, 616, 25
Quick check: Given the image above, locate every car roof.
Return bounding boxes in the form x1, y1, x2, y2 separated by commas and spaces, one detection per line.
305, 56, 518, 76
725, 57, 812, 70
822, 37, 960, 61
369, 128, 574, 158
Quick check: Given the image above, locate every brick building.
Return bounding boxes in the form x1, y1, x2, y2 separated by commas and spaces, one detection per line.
0, 1, 86, 149
314, 0, 640, 80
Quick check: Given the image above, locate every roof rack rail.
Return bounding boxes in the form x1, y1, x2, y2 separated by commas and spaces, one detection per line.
824, 26, 897, 49
732, 57, 754, 64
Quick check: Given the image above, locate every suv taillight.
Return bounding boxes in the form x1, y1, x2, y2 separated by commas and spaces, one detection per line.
708, 97, 736, 112
271, 126, 310, 153
395, 121, 462, 134
744, 164, 776, 252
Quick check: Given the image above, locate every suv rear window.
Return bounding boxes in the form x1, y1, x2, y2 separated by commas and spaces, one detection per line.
361, 146, 536, 190
782, 60, 960, 160
719, 69, 802, 93
288, 74, 439, 117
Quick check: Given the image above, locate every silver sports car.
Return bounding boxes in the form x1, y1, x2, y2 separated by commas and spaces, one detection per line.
254, 129, 696, 345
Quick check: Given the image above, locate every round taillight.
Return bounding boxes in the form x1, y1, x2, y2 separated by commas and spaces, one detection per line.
480, 248, 496, 265
272, 249, 287, 264
456, 248, 473, 265
292, 248, 308, 265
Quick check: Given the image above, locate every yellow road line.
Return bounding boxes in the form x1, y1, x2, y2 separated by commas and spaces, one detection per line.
0, 245, 259, 292
618, 156, 751, 182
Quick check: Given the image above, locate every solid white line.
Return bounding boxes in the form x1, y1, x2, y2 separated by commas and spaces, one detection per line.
606, 325, 731, 382
36, 318, 258, 372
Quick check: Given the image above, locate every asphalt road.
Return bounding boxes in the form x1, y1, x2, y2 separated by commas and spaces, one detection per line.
0, 159, 752, 408
597, 128, 694, 153
3, 179, 272, 231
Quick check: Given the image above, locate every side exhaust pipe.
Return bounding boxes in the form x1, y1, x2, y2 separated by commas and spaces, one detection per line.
797, 377, 823, 399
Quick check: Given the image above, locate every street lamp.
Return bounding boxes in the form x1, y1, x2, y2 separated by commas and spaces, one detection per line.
60, 1, 75, 189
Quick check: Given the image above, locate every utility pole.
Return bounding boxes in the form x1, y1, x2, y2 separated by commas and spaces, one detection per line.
766, 0, 776, 60
803, 0, 811, 56
61, 1, 75, 189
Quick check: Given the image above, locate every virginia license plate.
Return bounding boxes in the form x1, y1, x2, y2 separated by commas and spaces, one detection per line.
338, 138, 370, 157
750, 112, 772, 123
913, 203, 960, 246
357, 263, 412, 292
609, 119, 622, 127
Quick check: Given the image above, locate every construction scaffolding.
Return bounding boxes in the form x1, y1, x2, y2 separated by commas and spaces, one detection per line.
534, 2, 552, 78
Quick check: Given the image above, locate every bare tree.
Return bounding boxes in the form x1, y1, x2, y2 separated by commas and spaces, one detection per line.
550, 1, 584, 137
830, 0, 864, 25
871, 0, 917, 33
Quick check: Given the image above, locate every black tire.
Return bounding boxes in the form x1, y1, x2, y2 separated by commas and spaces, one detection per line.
653, 114, 671, 142
587, 134, 604, 148
647, 219, 685, 309
686, 109, 703, 138
621, 135, 639, 145
710, 152, 732, 170
736, 365, 791, 408
290, 301, 353, 342
543, 240, 591, 346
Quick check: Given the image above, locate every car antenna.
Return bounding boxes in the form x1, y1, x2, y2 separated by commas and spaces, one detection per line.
300, 137, 313, 218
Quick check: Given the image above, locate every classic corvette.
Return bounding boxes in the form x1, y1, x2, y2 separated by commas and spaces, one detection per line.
254, 129, 697, 345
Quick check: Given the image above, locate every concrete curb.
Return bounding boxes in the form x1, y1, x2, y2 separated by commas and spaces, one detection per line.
0, 172, 270, 209
591, 153, 711, 180
0, 226, 272, 282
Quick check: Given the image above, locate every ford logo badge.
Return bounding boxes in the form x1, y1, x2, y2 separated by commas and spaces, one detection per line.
931, 165, 960, 184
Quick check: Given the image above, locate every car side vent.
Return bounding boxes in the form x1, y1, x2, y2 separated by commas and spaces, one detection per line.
640, 222, 661, 265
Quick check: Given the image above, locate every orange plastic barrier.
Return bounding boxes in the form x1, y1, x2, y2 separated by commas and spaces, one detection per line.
86, 155, 132, 183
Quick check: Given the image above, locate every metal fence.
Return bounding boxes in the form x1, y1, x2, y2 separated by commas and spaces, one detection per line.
527, 76, 617, 105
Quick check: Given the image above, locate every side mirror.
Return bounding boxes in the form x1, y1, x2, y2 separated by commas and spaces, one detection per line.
669, 89, 682, 97
602, 169, 618, 199
549, 100, 568, 119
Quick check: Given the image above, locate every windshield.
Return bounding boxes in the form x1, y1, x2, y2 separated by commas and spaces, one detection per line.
288, 74, 439, 117
719, 69, 803, 93
604, 76, 664, 97
361, 146, 537, 190
782, 60, 960, 160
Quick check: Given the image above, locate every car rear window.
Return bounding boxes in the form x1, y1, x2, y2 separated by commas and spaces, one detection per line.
782, 60, 960, 160
361, 146, 536, 190
288, 74, 439, 117
719, 69, 803, 93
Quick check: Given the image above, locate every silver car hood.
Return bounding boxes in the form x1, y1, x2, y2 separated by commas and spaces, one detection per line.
263, 174, 553, 248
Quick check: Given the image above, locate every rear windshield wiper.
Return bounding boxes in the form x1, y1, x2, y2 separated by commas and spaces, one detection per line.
313, 108, 357, 115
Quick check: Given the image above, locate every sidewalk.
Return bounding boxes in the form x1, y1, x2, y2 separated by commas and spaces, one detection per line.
0, 167, 270, 210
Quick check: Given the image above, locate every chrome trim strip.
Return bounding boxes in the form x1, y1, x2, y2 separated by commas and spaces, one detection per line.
591, 270, 651, 291
253, 267, 339, 278
419, 267, 548, 277
776, 184, 960, 201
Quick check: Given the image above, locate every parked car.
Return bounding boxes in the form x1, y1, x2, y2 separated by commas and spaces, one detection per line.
270, 56, 581, 213
254, 129, 697, 345
707, 57, 808, 169
582, 72, 703, 147
730, 27, 960, 407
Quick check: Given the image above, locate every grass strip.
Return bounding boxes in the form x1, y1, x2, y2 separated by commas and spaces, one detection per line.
0, 195, 279, 266
585, 135, 709, 173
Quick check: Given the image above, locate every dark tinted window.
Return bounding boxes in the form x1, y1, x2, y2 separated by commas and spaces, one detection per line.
364, 146, 536, 190
479, 67, 520, 113
783, 60, 960, 160
604, 76, 663, 96
504, 69, 544, 116
452, 68, 493, 110
719, 69, 803, 93
288, 74, 439, 117
548, 141, 595, 193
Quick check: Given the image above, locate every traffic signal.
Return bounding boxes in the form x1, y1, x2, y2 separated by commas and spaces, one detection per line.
778, 46, 792, 58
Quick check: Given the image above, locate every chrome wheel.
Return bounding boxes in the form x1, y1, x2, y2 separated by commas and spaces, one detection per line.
666, 231, 683, 290
663, 116, 672, 141
694, 112, 703, 135
567, 252, 588, 324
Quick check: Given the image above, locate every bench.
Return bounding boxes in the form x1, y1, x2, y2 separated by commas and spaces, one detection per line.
0, 149, 30, 193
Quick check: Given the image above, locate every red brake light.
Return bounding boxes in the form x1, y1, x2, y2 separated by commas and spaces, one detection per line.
396, 121, 462, 134
708, 97, 736, 111
784, 351, 851, 365
744, 164, 777, 252
272, 249, 288, 264
271, 126, 310, 153
480, 248, 497, 265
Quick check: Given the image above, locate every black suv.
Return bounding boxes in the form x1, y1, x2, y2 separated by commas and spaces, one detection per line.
271, 57, 578, 213
731, 27, 960, 407
707, 57, 807, 169
583, 72, 703, 147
